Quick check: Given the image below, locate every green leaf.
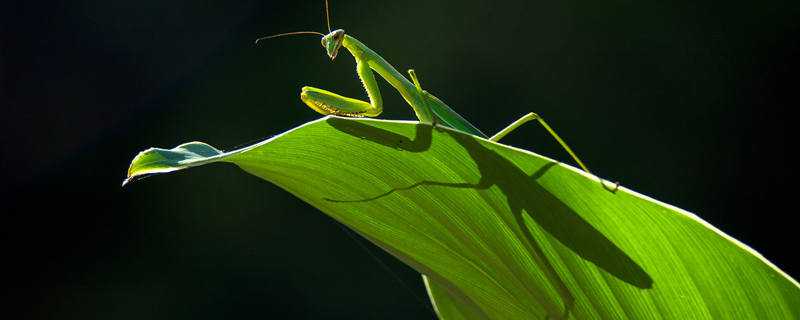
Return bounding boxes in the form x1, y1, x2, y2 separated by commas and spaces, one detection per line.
126, 116, 799, 319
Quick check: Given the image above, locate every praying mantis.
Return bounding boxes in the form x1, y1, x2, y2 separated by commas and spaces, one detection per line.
256, 1, 606, 317
256, 0, 595, 178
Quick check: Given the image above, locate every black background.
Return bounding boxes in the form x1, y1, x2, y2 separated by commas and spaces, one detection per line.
3, 0, 797, 318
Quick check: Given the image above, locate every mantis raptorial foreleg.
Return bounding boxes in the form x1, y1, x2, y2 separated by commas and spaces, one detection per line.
300, 60, 383, 117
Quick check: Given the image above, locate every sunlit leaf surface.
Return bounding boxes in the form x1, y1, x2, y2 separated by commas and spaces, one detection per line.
126, 116, 799, 319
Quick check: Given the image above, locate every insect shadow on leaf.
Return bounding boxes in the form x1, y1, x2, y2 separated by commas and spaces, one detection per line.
325, 117, 653, 317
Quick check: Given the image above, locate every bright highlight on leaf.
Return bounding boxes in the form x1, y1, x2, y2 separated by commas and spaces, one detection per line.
123, 141, 223, 186
126, 116, 799, 319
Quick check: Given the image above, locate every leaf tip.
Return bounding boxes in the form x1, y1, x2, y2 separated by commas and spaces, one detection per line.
123, 141, 223, 187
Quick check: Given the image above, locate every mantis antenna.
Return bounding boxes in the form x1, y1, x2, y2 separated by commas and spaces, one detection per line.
254, 31, 325, 45
325, 0, 332, 32
254, 0, 332, 45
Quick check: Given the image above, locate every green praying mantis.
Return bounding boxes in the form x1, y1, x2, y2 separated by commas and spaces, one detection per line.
255, 2, 611, 317
253, 2, 633, 317
256, 1, 599, 181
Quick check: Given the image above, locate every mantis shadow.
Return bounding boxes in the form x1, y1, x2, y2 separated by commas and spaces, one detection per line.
326, 118, 653, 315
325, 117, 435, 152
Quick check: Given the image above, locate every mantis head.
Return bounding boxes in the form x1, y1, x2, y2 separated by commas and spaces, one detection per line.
321, 29, 346, 60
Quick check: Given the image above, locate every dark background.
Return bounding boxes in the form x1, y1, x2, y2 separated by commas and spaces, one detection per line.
2, 0, 797, 318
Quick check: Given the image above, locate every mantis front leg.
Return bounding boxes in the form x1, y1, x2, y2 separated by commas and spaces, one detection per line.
301, 60, 383, 117
300, 34, 437, 125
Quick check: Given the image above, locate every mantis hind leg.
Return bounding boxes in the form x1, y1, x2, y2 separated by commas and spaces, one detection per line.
300, 61, 383, 117
492, 113, 620, 191
491, 113, 591, 174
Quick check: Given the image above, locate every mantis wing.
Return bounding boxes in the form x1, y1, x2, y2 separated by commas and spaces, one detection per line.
426, 94, 487, 138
